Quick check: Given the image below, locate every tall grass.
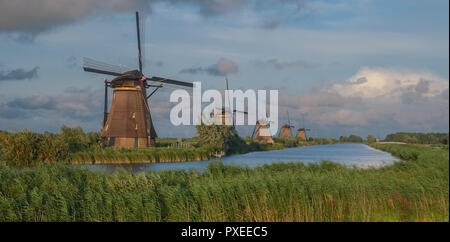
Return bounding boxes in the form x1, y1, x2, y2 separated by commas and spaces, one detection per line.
68, 147, 211, 164
0, 143, 447, 222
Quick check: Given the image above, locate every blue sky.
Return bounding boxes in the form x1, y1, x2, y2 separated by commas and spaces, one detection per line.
0, 0, 448, 139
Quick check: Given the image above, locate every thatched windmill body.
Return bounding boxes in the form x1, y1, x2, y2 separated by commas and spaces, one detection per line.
209, 78, 248, 126
296, 113, 310, 141
279, 111, 294, 138
296, 128, 310, 141
83, 12, 193, 148
252, 120, 274, 143
209, 107, 248, 125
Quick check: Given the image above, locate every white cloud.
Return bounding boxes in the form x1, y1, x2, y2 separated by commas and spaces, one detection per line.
332, 67, 448, 99
282, 67, 449, 129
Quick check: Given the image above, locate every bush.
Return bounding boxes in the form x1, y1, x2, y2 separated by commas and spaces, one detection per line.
0, 126, 101, 166
196, 124, 246, 155
384, 132, 449, 144
339, 135, 363, 143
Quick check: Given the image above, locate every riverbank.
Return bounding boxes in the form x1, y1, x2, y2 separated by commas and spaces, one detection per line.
0, 127, 346, 165
66, 137, 340, 165
0, 143, 447, 222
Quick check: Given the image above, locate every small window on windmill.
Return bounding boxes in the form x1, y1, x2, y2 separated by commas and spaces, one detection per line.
135, 124, 138, 130
132, 112, 136, 119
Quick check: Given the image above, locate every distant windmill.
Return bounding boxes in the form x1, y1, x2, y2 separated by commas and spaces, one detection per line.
279, 110, 294, 138
209, 107, 248, 126
297, 113, 310, 141
83, 12, 194, 148
209, 77, 248, 126
252, 119, 274, 143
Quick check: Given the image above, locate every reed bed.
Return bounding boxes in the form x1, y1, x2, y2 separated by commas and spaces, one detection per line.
67, 147, 211, 164
0, 143, 447, 222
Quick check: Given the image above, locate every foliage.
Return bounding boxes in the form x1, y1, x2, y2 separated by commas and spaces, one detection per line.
273, 137, 299, 147
339, 135, 364, 143
307, 137, 338, 145
0, 144, 448, 222
366, 134, 377, 143
384, 132, 449, 144
195, 124, 246, 155
0, 126, 101, 166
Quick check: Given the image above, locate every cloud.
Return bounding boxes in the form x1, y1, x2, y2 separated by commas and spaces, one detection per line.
1, 87, 103, 121
0, 0, 311, 38
260, 18, 281, 30
0, 66, 39, 81
66, 56, 79, 69
253, 59, 317, 70
0, 0, 152, 36
331, 67, 447, 99
280, 67, 449, 130
182, 0, 247, 16
180, 57, 239, 76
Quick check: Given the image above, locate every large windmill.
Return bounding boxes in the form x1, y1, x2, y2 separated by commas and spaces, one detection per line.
83, 12, 194, 148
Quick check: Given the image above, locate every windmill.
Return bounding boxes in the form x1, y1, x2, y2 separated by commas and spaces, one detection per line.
209, 107, 248, 126
297, 113, 310, 141
279, 110, 294, 138
209, 77, 248, 126
251, 119, 274, 143
83, 12, 194, 148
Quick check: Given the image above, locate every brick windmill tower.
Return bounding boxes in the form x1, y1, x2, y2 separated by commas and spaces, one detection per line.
296, 128, 310, 141
83, 12, 194, 148
279, 111, 294, 138
296, 113, 310, 141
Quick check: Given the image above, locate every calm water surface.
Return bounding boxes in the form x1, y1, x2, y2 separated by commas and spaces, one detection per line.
81, 144, 399, 173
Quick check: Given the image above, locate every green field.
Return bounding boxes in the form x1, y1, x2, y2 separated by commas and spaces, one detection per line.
0, 143, 448, 222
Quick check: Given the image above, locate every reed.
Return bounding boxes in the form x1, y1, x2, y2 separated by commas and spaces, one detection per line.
0, 143, 447, 222
67, 147, 211, 164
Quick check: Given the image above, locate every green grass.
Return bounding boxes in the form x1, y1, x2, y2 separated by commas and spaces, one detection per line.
0, 143, 447, 222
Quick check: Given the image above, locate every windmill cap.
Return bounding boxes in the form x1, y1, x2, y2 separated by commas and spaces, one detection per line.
111, 70, 143, 82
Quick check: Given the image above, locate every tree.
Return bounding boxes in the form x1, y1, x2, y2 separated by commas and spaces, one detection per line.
196, 124, 245, 154
348, 135, 363, 143
366, 134, 376, 143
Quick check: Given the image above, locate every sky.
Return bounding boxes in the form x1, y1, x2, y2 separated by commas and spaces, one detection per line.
0, 0, 448, 139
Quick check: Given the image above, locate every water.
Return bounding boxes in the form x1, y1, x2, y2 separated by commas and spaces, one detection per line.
82, 144, 400, 173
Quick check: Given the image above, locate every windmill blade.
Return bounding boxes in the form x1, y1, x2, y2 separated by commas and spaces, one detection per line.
233, 109, 248, 114
83, 67, 123, 76
148, 76, 194, 88
135, 12, 143, 73
251, 125, 257, 138
83, 57, 126, 76
154, 83, 192, 92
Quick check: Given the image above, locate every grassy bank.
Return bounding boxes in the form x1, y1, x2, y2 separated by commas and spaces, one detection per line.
0, 143, 447, 222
